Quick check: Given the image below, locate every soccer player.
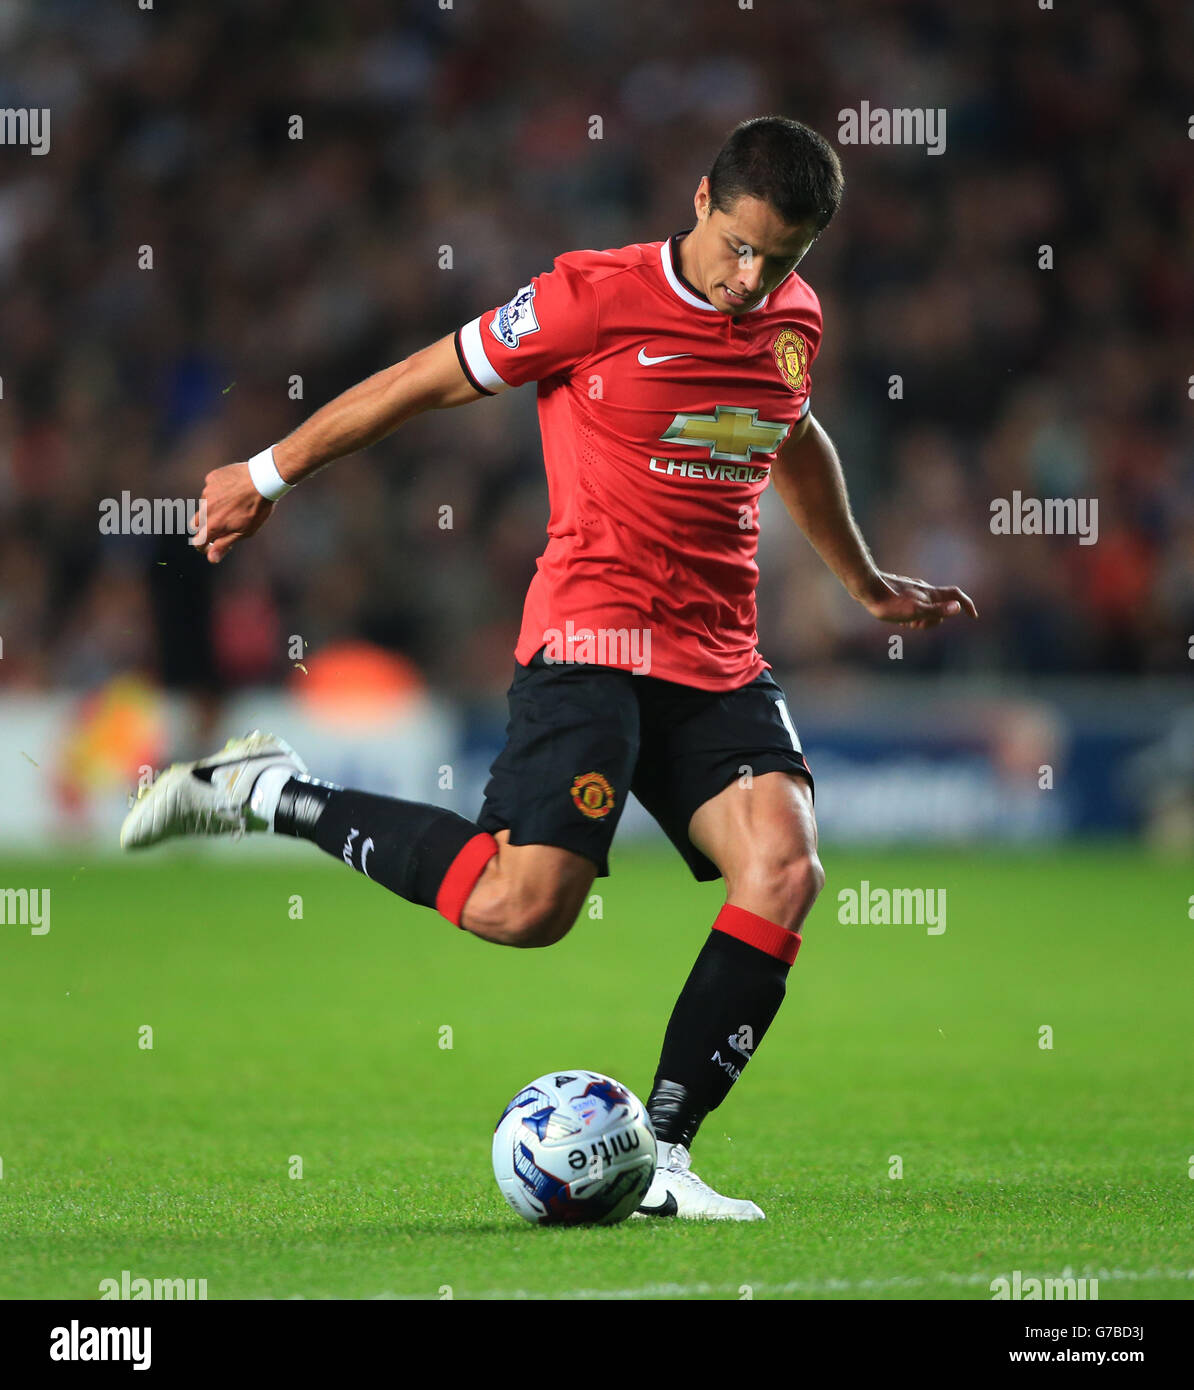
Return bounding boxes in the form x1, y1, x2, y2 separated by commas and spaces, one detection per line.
122, 116, 976, 1219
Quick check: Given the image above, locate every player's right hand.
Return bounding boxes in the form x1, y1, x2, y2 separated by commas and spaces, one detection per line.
190, 463, 274, 564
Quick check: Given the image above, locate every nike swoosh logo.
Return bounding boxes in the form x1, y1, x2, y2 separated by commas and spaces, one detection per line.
191, 752, 285, 784
637, 348, 692, 366
636, 1191, 679, 1217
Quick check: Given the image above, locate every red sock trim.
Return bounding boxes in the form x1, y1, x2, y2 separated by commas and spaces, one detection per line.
436, 833, 499, 927
713, 903, 801, 964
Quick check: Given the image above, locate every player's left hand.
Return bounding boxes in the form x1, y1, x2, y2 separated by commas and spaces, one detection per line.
856, 572, 978, 629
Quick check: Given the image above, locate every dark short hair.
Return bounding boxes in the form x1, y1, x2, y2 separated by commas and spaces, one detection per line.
707, 116, 844, 232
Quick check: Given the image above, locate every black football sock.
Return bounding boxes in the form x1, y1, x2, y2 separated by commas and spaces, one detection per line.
273, 775, 497, 924
647, 904, 802, 1150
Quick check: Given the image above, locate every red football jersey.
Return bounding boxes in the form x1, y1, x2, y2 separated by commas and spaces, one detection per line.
454, 233, 822, 691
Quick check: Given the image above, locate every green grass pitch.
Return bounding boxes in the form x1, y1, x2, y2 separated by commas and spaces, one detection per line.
1, 843, 1191, 1300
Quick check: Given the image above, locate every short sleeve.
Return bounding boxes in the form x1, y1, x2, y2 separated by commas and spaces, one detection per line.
455, 258, 599, 394
795, 299, 821, 419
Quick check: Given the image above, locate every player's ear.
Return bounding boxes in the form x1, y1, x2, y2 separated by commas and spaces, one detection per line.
693, 176, 711, 223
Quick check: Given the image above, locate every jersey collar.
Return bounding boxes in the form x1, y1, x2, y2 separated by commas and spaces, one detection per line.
662, 231, 773, 315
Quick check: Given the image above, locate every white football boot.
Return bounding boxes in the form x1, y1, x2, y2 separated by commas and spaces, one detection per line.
120, 732, 307, 850
633, 1142, 765, 1221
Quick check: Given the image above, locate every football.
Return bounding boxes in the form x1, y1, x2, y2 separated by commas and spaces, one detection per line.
492, 1070, 657, 1225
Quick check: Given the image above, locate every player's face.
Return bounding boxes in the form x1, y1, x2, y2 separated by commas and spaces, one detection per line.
688, 177, 819, 315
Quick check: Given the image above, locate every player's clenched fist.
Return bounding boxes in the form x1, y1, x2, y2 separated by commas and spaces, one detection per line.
190, 462, 274, 564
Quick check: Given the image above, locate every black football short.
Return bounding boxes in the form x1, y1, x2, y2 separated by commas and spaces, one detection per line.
477, 649, 813, 881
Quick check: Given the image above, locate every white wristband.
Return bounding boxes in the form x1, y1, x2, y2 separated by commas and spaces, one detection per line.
247, 446, 294, 501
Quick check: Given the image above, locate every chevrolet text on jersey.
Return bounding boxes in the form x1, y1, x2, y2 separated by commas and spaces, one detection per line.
648, 458, 771, 484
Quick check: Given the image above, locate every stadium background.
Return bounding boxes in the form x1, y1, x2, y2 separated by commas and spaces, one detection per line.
1, 0, 1190, 848
0, 0, 1192, 1307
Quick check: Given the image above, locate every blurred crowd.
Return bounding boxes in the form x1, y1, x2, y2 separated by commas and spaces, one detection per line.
1, 0, 1191, 701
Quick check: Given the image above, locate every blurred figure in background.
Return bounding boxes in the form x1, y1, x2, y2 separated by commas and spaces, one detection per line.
0, 0, 1189, 702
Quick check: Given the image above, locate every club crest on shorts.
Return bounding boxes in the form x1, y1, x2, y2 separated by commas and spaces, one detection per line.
772, 327, 809, 393
570, 771, 615, 820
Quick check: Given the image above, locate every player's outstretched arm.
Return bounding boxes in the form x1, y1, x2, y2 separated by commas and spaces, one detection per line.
770, 413, 978, 630
193, 334, 484, 564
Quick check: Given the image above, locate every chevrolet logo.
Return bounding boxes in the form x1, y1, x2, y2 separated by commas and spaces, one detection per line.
659, 406, 791, 462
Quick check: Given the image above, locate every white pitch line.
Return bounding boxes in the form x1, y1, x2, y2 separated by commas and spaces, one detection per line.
362, 1266, 1194, 1301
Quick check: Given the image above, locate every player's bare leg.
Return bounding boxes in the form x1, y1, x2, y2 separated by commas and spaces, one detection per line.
636, 771, 822, 1220
457, 831, 595, 947
691, 770, 823, 932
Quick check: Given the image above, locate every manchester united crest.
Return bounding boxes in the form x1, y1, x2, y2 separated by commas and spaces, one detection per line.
772, 328, 809, 393
570, 771, 615, 820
